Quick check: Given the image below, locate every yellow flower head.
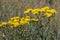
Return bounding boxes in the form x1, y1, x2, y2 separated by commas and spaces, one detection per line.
13, 19, 19, 22
50, 9, 57, 13
2, 22, 7, 25
13, 22, 19, 27
19, 20, 25, 25
32, 9, 39, 15
19, 17, 25, 25
24, 8, 32, 14
8, 21, 19, 28
0, 24, 3, 27
10, 16, 19, 21
8, 20, 11, 24
40, 8, 46, 12
8, 17, 19, 26
25, 17, 30, 24
20, 17, 25, 21
46, 9, 51, 13
19, 16, 30, 25
25, 16, 30, 18
44, 13, 52, 18
31, 18, 39, 22
43, 6, 50, 10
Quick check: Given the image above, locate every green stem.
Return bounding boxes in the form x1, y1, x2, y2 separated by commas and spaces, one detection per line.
40, 27, 44, 40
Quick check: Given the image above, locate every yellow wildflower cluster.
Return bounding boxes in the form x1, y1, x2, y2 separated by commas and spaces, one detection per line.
0, 6, 57, 28
24, 6, 57, 17
8, 16, 20, 28
7, 16, 31, 28
20, 16, 30, 25
0, 16, 38, 28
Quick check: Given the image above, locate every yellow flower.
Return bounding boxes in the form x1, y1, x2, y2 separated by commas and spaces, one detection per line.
10, 18, 14, 21
24, 17, 30, 24
15, 16, 19, 19
20, 17, 25, 21
19, 20, 25, 25
19, 17, 25, 25
24, 8, 32, 14
8, 21, 11, 24
31, 18, 38, 21
24, 16, 30, 25
2, 22, 7, 25
19, 16, 30, 25
8, 17, 19, 27
44, 13, 52, 18
46, 9, 51, 13
0, 24, 3, 27
50, 9, 57, 13
40, 8, 46, 12
13, 19, 19, 22
13, 22, 19, 27
46, 9, 57, 14
8, 21, 13, 25
32, 9, 39, 15
43, 6, 50, 10
25, 16, 30, 19
8, 21, 19, 28
25, 18, 30, 22
34, 8, 41, 11
24, 20, 30, 25
10, 16, 19, 21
